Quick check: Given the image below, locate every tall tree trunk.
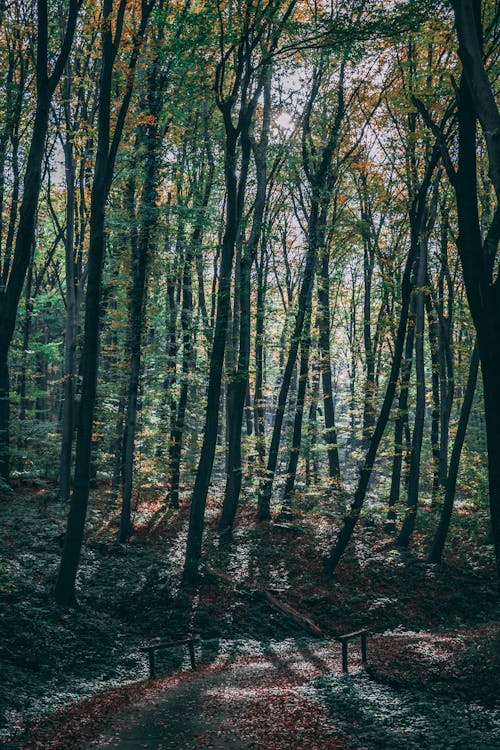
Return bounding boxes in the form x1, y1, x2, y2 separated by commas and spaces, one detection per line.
254, 245, 267, 467
425, 294, 442, 505
317, 238, 341, 483
257, 201, 319, 520
279, 306, 312, 518
111, 394, 126, 503
168, 181, 212, 508
449, 0, 500, 598
219, 253, 250, 534
220, 76, 271, 533
183, 124, 241, 580
119, 124, 158, 540
0, 0, 79, 483
18, 258, 34, 435
324, 146, 440, 575
360, 190, 377, 446
59, 90, 78, 502
429, 342, 479, 563
305, 360, 320, 487
396, 232, 428, 547
55, 0, 153, 604
385, 291, 416, 533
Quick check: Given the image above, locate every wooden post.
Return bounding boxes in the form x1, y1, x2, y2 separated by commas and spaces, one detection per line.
342, 641, 348, 673
188, 639, 196, 670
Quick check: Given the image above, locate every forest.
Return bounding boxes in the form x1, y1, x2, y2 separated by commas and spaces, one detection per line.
1, 0, 499, 747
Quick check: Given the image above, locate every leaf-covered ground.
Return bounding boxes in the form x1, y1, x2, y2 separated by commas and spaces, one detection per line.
9, 641, 500, 749
1, 479, 499, 748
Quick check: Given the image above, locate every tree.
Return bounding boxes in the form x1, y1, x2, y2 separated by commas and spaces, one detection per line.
55, 0, 154, 605
0, 0, 81, 482
183, 0, 296, 580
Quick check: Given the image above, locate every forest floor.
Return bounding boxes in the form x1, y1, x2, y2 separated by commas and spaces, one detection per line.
1, 477, 499, 748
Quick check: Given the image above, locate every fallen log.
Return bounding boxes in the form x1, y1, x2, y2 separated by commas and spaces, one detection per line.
203, 565, 240, 588
263, 591, 327, 638
202, 565, 327, 638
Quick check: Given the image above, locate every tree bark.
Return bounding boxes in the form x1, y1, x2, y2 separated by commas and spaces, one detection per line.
428, 343, 479, 563
396, 232, 428, 547
317, 238, 341, 483
0, 0, 80, 482
55, 0, 153, 604
385, 291, 416, 533
324, 145, 440, 575
279, 305, 312, 517
119, 120, 158, 541
183, 124, 240, 579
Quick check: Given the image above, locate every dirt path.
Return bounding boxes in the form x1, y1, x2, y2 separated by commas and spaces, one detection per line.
81, 641, 500, 750
84, 643, 351, 749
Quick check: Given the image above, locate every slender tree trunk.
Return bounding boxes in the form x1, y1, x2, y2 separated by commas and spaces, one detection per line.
119, 102, 161, 539
111, 394, 126, 503
0, 0, 79, 483
279, 306, 312, 517
429, 343, 479, 563
183, 125, 240, 580
219, 256, 250, 534
257, 201, 319, 520
168, 218, 202, 508
451, 69, 500, 594
324, 146, 440, 575
254, 246, 267, 467
317, 239, 341, 483
18, 258, 34, 433
55, 0, 152, 603
305, 361, 320, 487
359, 183, 377, 446
168, 113, 214, 508
425, 294, 441, 505
448, 1, 500, 597
59, 117, 78, 502
397, 233, 428, 547
220, 79, 271, 533
385, 291, 416, 532
244, 388, 253, 437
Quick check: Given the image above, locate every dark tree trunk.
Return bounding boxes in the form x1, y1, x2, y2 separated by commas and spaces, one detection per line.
305, 361, 320, 487
279, 306, 312, 517
257, 201, 319, 520
55, 0, 153, 604
220, 75, 270, 533
219, 254, 250, 534
450, 0, 500, 597
18, 258, 34, 432
428, 343, 479, 563
254, 245, 267, 466
59, 89, 78, 503
324, 146, 440, 575
396, 232, 428, 547
317, 238, 341, 483
111, 394, 126, 503
425, 293, 443, 505
359, 182, 377, 446
168, 162, 213, 508
183, 125, 240, 580
0, 0, 79, 483
385, 291, 416, 533
119, 123, 158, 541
